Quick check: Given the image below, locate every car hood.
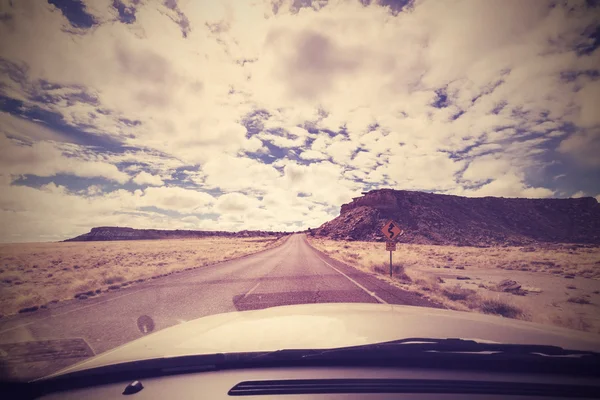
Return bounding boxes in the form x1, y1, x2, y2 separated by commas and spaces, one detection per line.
45, 303, 600, 379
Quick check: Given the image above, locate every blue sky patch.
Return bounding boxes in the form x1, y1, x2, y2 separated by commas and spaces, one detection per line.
48, 0, 96, 29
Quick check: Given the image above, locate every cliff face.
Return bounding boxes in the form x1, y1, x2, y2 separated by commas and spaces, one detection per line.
316, 189, 600, 246
64, 227, 284, 242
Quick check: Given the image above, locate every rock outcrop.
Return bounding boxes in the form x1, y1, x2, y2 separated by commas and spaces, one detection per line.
64, 227, 286, 242
315, 189, 600, 246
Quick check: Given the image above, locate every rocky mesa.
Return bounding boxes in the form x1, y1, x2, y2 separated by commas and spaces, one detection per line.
64, 227, 287, 242
314, 189, 600, 246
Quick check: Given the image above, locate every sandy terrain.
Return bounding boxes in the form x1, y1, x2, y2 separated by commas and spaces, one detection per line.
308, 237, 600, 333
0, 236, 286, 316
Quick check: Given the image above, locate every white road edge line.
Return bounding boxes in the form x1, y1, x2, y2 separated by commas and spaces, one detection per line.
0, 322, 33, 336
243, 282, 261, 299
317, 256, 388, 304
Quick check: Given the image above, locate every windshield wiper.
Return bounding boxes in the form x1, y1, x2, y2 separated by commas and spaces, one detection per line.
250, 338, 600, 361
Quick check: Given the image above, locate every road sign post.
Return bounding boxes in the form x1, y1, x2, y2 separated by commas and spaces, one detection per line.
381, 220, 403, 278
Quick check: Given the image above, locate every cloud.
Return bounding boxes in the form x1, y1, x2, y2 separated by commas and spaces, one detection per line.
298, 149, 328, 161
202, 155, 281, 192
280, 160, 361, 205
132, 171, 164, 186
462, 154, 511, 183
382, 151, 465, 192
215, 192, 260, 213
258, 130, 306, 148
573, 80, 600, 128
0, 134, 130, 184
0, 183, 210, 242
1, 0, 599, 240
464, 175, 555, 198
558, 128, 600, 167
140, 186, 214, 213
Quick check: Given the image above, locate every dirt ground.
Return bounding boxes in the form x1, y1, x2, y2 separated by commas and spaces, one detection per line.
308, 237, 600, 334
0, 236, 286, 316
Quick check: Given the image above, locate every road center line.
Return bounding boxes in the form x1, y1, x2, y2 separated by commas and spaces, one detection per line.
316, 256, 388, 304
243, 282, 261, 299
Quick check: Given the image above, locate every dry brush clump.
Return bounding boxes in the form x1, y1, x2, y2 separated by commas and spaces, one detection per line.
442, 284, 475, 301
477, 298, 525, 319
433, 283, 526, 319
567, 296, 591, 305
372, 262, 412, 282
0, 236, 287, 316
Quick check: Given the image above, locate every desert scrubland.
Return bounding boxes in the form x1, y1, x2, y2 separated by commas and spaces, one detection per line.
308, 237, 600, 333
0, 236, 286, 316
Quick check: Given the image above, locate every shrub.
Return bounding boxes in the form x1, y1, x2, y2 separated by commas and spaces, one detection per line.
479, 298, 523, 318
567, 296, 591, 305
102, 275, 126, 285
442, 285, 476, 301
372, 262, 411, 281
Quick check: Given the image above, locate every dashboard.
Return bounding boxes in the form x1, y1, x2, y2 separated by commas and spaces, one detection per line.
35, 366, 600, 399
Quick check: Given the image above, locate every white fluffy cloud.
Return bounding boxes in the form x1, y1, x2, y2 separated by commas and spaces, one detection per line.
215, 192, 260, 213
140, 186, 214, 213
0, 134, 130, 184
132, 171, 164, 186
558, 128, 600, 167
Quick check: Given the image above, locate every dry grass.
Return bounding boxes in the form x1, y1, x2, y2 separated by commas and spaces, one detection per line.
550, 314, 592, 331
308, 238, 600, 279
308, 237, 600, 331
0, 236, 286, 316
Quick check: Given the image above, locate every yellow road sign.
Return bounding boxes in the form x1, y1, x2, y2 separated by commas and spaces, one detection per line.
386, 241, 396, 251
381, 220, 403, 240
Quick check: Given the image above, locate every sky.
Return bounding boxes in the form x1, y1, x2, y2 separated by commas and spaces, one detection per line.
0, 0, 599, 242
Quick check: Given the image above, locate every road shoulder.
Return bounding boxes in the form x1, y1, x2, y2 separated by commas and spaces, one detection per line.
304, 236, 443, 308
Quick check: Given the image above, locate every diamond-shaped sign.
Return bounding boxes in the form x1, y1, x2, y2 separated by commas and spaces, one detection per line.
381, 220, 403, 240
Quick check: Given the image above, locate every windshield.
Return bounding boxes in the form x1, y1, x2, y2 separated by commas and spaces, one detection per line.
1, 0, 599, 383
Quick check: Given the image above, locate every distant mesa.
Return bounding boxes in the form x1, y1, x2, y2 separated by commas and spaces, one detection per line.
64, 227, 287, 242
314, 189, 600, 246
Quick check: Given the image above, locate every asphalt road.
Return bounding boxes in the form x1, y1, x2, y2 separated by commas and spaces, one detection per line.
0, 234, 436, 380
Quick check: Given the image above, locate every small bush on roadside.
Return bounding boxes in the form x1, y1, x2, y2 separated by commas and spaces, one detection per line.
479, 298, 524, 318
567, 296, 591, 304
415, 278, 440, 293
372, 262, 411, 281
71, 281, 97, 293
15, 293, 44, 309
102, 275, 126, 285
442, 284, 476, 301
